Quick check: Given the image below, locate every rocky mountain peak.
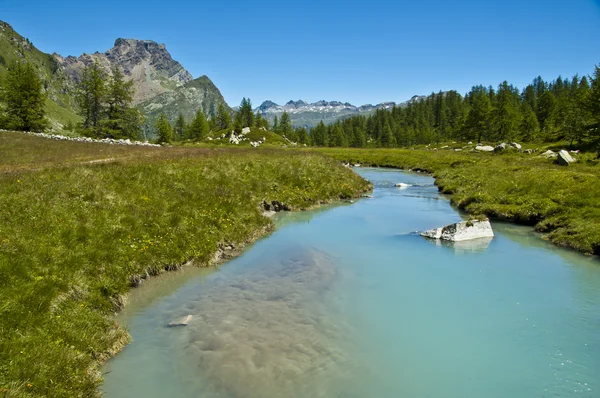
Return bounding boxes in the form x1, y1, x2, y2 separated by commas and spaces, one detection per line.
54, 37, 193, 104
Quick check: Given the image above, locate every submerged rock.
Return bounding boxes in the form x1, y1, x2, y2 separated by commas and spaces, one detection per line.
421, 219, 494, 242
394, 182, 410, 188
557, 149, 576, 166
168, 314, 192, 327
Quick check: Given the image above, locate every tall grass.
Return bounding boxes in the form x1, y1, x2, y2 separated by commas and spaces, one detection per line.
317, 147, 600, 255
0, 132, 370, 397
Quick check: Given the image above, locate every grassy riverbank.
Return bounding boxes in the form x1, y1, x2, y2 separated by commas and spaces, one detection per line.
317, 147, 600, 255
0, 132, 370, 397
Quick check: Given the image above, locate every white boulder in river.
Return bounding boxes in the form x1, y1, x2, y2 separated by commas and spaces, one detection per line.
421, 219, 494, 242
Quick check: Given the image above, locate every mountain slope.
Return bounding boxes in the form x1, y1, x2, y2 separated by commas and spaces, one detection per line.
137, 75, 231, 131
0, 20, 229, 133
0, 21, 79, 128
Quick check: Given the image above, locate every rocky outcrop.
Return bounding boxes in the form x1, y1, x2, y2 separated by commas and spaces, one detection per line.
557, 150, 576, 166
55, 38, 193, 104
421, 219, 494, 242
136, 75, 231, 131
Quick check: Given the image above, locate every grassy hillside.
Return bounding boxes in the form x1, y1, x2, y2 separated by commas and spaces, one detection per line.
0, 21, 80, 128
317, 147, 600, 255
0, 131, 370, 397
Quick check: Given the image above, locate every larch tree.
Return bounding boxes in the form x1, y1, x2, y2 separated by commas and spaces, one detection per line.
155, 113, 172, 144
1, 61, 48, 132
76, 62, 107, 136
188, 110, 208, 140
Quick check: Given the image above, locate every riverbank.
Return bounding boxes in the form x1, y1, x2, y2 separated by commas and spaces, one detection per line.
0, 131, 371, 397
316, 147, 600, 255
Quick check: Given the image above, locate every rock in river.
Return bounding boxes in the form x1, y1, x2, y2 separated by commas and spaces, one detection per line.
421, 219, 494, 242
168, 314, 193, 327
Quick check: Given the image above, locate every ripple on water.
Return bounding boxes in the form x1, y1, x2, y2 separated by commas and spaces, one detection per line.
172, 247, 363, 398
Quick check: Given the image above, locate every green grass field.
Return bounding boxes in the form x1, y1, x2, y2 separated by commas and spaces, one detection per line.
316, 147, 600, 255
0, 132, 370, 397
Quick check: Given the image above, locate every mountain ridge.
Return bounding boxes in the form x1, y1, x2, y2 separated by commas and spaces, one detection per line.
254, 97, 424, 128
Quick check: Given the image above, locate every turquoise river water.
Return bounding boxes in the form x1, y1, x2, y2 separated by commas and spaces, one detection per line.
102, 168, 600, 398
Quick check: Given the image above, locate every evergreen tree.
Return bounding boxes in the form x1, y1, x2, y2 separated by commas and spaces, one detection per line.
520, 104, 540, 142
272, 116, 279, 133
155, 113, 172, 144
187, 110, 208, 140
216, 103, 232, 131
311, 121, 328, 146
239, 97, 255, 128
296, 127, 309, 145
0, 61, 47, 132
537, 91, 557, 139
279, 112, 293, 137
587, 65, 600, 154
174, 113, 186, 140
465, 86, 492, 142
76, 62, 107, 136
380, 123, 396, 148
492, 81, 521, 142
233, 111, 243, 134
101, 66, 140, 139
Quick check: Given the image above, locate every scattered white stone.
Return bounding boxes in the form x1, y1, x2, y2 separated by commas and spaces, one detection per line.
168, 314, 193, 327
241, 127, 251, 135
8, 130, 161, 147
510, 142, 522, 150
421, 219, 494, 242
475, 145, 495, 152
541, 150, 557, 158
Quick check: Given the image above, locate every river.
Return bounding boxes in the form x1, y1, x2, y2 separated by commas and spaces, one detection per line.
102, 167, 600, 397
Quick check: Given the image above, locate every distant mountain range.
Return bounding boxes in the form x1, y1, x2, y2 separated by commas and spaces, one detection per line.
255, 96, 427, 128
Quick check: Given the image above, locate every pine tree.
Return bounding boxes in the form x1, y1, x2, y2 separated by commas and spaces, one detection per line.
311, 121, 328, 146
187, 110, 208, 140
76, 62, 107, 136
587, 65, 600, 154
537, 91, 557, 139
233, 111, 243, 134
239, 97, 255, 128
101, 66, 139, 139
216, 103, 232, 131
380, 123, 396, 148
279, 112, 293, 137
493, 81, 521, 142
1, 61, 48, 132
520, 104, 540, 142
296, 127, 309, 145
173, 113, 186, 140
272, 116, 279, 133
155, 113, 172, 144
465, 86, 492, 142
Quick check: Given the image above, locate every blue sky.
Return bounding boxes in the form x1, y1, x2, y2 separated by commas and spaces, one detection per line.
2, 0, 599, 107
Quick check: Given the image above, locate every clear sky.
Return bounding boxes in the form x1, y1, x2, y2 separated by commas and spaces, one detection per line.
2, 0, 599, 107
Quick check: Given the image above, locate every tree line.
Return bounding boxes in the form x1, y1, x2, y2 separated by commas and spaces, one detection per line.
309, 65, 600, 151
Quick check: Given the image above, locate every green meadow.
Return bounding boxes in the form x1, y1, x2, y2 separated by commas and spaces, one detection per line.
0, 131, 370, 397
